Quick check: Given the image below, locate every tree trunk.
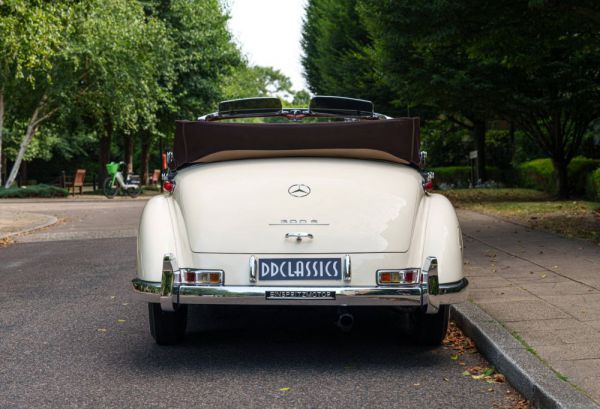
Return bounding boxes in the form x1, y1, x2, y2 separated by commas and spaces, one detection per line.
552, 157, 570, 199
19, 160, 27, 186
0, 88, 4, 186
140, 131, 152, 185
124, 133, 134, 174
98, 118, 113, 183
472, 120, 487, 182
4, 105, 42, 188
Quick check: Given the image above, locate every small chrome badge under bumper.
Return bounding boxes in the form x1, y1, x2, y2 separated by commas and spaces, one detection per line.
266, 290, 336, 300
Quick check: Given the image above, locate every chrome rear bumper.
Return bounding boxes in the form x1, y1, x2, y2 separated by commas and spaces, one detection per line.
131, 277, 468, 310
133, 254, 467, 312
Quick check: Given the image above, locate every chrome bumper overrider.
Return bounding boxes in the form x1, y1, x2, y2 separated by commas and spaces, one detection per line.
131, 278, 468, 310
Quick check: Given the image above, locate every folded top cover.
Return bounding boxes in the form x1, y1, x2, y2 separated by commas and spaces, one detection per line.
173, 118, 420, 168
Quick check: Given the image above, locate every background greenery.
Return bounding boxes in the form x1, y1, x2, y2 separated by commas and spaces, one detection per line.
1, 0, 600, 202
302, 0, 600, 199
0, 0, 308, 189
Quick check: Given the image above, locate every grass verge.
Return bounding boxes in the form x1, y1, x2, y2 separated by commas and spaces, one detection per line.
442, 188, 600, 244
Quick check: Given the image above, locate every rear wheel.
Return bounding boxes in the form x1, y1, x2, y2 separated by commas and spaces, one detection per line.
126, 185, 141, 198
412, 305, 449, 346
148, 303, 188, 345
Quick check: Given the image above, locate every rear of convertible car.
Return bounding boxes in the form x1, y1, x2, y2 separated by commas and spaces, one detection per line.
133, 156, 468, 345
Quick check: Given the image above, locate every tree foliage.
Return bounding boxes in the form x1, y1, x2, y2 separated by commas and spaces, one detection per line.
223, 65, 294, 101
302, 0, 600, 197
0, 0, 260, 186
301, 0, 395, 114
0, 0, 74, 187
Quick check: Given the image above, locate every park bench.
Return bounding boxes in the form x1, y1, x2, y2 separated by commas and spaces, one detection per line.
66, 169, 86, 196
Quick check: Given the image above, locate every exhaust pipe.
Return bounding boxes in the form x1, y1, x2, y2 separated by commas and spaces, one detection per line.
335, 312, 354, 332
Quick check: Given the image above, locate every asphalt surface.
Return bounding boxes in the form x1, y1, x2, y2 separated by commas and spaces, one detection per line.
0, 233, 527, 408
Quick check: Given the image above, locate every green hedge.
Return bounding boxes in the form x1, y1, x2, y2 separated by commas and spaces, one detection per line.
518, 156, 600, 196
430, 166, 504, 188
587, 168, 600, 201
0, 184, 68, 198
518, 159, 555, 193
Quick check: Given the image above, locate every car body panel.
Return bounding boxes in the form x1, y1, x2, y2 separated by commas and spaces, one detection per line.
173, 158, 423, 254
136, 160, 464, 287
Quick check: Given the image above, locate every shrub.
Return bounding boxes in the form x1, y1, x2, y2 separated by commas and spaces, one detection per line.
518, 156, 600, 196
430, 166, 504, 188
0, 184, 68, 198
586, 168, 600, 201
518, 159, 555, 193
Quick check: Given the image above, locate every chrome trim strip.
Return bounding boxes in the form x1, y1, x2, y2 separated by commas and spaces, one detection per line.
249, 255, 257, 283
343, 255, 351, 282
132, 277, 468, 307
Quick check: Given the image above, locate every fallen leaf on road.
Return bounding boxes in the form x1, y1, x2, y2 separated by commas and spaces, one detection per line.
279, 387, 290, 391
0, 237, 14, 247
97, 328, 107, 332
117, 319, 126, 324
450, 354, 458, 360
514, 399, 530, 409
110, 296, 116, 299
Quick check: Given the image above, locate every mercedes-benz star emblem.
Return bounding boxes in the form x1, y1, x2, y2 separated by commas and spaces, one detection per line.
288, 184, 311, 197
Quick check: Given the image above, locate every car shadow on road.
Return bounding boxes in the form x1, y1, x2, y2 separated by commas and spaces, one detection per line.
127, 306, 447, 372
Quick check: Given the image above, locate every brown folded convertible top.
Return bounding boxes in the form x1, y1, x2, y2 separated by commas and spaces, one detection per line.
173, 118, 420, 169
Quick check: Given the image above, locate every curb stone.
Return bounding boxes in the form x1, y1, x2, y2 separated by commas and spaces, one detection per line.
0, 214, 58, 240
451, 302, 599, 409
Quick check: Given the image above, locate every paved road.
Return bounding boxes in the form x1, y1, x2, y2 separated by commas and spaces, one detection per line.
0, 199, 527, 408
0, 198, 146, 242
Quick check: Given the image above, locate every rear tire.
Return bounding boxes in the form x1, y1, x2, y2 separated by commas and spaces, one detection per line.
148, 303, 187, 345
412, 305, 449, 346
126, 185, 141, 198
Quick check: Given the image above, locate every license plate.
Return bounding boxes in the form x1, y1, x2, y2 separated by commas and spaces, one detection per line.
266, 290, 336, 300
259, 258, 342, 281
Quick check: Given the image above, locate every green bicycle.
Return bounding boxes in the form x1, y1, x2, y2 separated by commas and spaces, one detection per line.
103, 161, 142, 198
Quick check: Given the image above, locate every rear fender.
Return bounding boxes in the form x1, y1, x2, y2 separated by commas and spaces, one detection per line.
421, 193, 463, 284
136, 195, 191, 281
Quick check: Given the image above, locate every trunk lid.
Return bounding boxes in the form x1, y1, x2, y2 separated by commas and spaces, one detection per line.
174, 158, 423, 254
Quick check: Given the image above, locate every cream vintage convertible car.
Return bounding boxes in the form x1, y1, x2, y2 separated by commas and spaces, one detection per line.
133, 96, 468, 345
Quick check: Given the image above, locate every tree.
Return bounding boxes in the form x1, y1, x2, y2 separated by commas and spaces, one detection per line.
140, 0, 242, 181
448, 0, 600, 197
356, 0, 509, 180
65, 0, 172, 182
0, 0, 72, 187
301, 0, 396, 115
222, 65, 294, 100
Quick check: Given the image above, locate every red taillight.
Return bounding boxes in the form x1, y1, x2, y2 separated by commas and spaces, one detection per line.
423, 180, 433, 191
184, 271, 196, 283
404, 271, 416, 283
162, 153, 167, 171
163, 180, 174, 192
